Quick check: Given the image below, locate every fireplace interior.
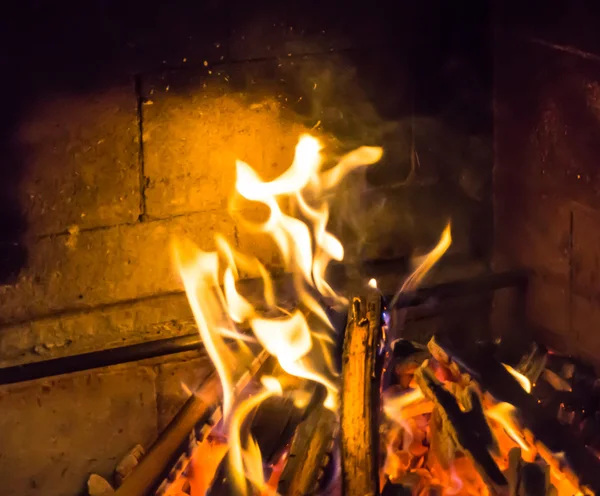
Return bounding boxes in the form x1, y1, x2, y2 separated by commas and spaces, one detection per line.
1, 0, 600, 495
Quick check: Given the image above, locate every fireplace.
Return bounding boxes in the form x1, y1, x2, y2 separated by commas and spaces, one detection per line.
2, 0, 600, 495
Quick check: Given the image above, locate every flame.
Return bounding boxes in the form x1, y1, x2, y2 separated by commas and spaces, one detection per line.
383, 388, 426, 423
170, 127, 586, 494
502, 363, 532, 393
173, 241, 240, 419
390, 223, 452, 307
380, 354, 589, 495
368, 278, 378, 289
228, 376, 283, 495
250, 311, 339, 409
174, 132, 384, 491
485, 402, 531, 452
401, 223, 452, 294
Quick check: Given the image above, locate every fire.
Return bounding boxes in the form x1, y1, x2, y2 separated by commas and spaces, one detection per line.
380, 347, 593, 495
170, 128, 589, 494
173, 132, 386, 491
502, 363, 532, 393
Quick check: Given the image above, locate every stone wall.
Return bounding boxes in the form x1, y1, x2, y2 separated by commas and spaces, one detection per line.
0, 1, 492, 494
493, 1, 600, 365
0, 0, 492, 365
0, 349, 212, 496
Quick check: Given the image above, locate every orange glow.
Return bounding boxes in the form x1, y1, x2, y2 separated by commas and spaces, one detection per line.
166, 123, 591, 495
380, 355, 589, 495
485, 402, 531, 452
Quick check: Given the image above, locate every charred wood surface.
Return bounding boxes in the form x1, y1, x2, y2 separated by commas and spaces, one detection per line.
414, 367, 507, 488
341, 293, 382, 496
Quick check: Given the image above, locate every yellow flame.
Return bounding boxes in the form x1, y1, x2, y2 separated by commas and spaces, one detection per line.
228, 376, 282, 495
251, 310, 338, 409
389, 223, 452, 308
236, 135, 322, 200
401, 223, 452, 294
383, 388, 425, 422
215, 233, 276, 309
174, 132, 383, 490
320, 145, 383, 190
485, 402, 531, 452
502, 364, 532, 393
173, 240, 238, 419
224, 267, 254, 324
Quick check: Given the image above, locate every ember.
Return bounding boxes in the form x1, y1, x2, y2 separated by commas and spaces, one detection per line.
379, 336, 597, 495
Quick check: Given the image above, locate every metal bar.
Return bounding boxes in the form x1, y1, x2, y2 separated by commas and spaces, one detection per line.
0, 334, 202, 385
388, 269, 528, 309
0, 270, 528, 385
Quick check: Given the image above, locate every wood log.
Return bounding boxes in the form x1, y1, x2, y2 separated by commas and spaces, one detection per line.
115, 350, 272, 496
277, 403, 338, 495
340, 293, 383, 496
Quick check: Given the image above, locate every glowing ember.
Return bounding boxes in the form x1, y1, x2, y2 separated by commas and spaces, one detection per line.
380, 342, 593, 494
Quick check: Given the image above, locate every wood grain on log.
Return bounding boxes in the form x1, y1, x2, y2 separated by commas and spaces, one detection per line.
341, 294, 382, 496
278, 404, 338, 495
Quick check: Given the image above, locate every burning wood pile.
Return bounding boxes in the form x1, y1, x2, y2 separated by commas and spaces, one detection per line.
377, 335, 600, 495
101, 132, 600, 496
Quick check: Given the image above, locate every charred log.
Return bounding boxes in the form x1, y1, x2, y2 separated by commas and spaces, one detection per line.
414, 366, 507, 488
434, 332, 600, 494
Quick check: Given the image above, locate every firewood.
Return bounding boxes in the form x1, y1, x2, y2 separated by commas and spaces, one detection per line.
116, 351, 272, 496
277, 402, 338, 495
341, 293, 383, 496
433, 332, 600, 494
115, 445, 145, 487
506, 447, 556, 496
414, 365, 507, 489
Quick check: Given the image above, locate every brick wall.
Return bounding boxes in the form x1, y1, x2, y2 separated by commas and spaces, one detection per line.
0, 0, 492, 366
493, 1, 600, 365
0, 1, 492, 494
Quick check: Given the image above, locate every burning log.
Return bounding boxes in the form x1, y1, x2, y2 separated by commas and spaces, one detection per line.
115, 350, 272, 496
277, 398, 338, 495
434, 332, 600, 494
340, 293, 383, 496
414, 365, 508, 489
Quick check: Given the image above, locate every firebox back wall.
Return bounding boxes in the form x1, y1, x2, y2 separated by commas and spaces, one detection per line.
0, 0, 492, 368
0, 2, 491, 495
493, 1, 600, 367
